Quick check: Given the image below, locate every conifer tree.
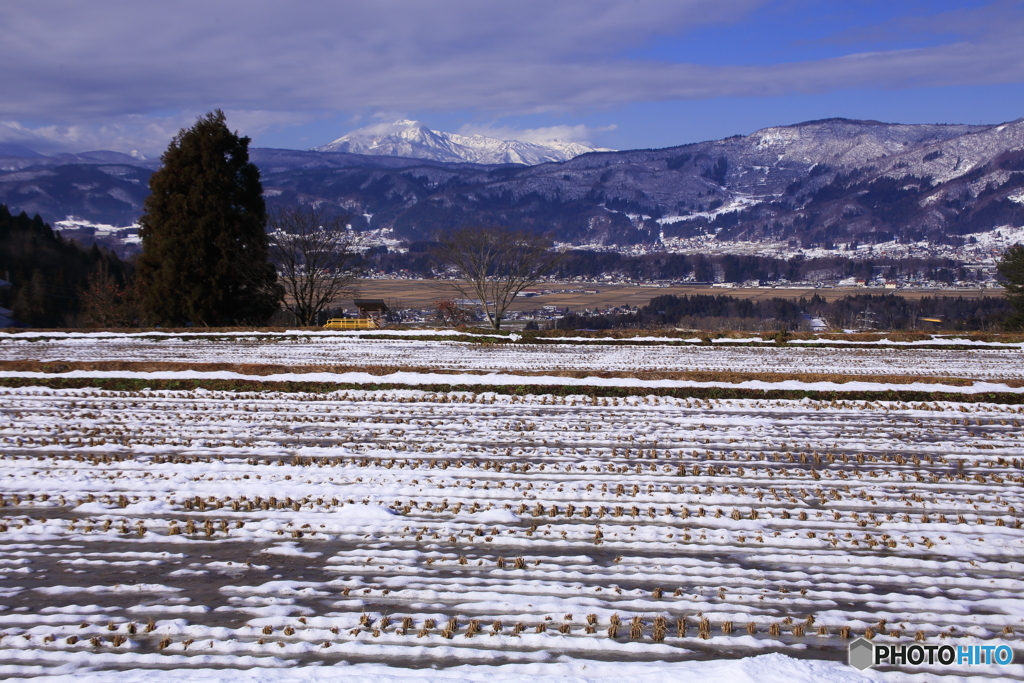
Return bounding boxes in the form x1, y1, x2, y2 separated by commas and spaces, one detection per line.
136, 110, 280, 326
997, 243, 1024, 330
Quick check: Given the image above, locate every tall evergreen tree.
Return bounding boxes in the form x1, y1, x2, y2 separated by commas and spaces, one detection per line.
136, 110, 280, 326
997, 243, 1024, 330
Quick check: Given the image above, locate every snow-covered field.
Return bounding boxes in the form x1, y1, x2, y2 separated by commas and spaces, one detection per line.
0, 332, 1022, 681
2, 330, 1023, 380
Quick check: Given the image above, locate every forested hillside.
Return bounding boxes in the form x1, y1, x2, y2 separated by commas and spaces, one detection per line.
2, 117, 1023, 251
0, 205, 131, 327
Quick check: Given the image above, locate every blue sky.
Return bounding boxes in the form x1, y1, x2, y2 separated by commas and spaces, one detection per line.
2, 1, 1023, 155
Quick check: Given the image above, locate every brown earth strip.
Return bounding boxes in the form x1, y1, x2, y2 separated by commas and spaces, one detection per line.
2, 359, 1020, 387
3, 327, 1023, 344
2, 375, 1022, 404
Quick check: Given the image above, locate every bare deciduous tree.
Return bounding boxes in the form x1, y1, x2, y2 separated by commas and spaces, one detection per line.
432, 226, 563, 330
79, 261, 140, 328
268, 206, 362, 326
434, 298, 473, 327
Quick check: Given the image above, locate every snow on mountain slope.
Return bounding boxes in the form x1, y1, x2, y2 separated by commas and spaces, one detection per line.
873, 117, 1024, 184
744, 118, 985, 170
5, 116, 1022, 250
313, 120, 611, 165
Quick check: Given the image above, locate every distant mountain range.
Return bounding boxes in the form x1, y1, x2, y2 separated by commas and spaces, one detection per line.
1, 116, 1022, 256
313, 119, 611, 165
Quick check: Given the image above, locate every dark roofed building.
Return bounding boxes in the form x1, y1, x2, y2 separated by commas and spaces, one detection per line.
354, 299, 390, 318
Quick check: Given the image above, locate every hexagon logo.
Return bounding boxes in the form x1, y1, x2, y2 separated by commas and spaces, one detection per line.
848, 637, 875, 670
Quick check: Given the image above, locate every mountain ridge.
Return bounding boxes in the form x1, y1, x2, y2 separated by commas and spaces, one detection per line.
1, 116, 1022, 258
312, 119, 612, 165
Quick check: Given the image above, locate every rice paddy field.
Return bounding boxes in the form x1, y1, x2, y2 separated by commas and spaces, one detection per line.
0, 329, 1022, 682
2, 330, 1023, 380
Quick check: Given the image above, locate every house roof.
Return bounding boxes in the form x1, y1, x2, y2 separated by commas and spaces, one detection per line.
0, 312, 29, 328
354, 299, 390, 312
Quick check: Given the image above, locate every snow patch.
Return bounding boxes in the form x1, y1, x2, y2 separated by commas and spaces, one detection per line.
261, 543, 323, 559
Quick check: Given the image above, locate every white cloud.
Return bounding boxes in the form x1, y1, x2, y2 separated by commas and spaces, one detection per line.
0, 111, 320, 156
0, 122, 54, 151
2, 0, 1023, 153
456, 123, 618, 146
0, 0, 763, 121
0, 118, 190, 156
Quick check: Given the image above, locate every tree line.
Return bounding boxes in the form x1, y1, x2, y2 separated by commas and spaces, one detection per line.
362, 246, 974, 285
556, 293, 1013, 332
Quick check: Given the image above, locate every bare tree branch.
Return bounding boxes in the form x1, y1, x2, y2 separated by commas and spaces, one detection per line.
432, 226, 564, 330
268, 206, 362, 326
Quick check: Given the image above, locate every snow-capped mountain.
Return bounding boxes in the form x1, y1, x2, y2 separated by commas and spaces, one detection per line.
312, 120, 611, 165
4, 116, 1023, 254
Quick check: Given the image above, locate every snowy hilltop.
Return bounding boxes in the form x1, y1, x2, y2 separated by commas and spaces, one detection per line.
5, 116, 1023, 256
312, 119, 612, 165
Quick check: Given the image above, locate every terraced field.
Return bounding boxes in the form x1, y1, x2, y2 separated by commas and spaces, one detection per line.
1, 379, 1023, 680
2, 330, 1023, 380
